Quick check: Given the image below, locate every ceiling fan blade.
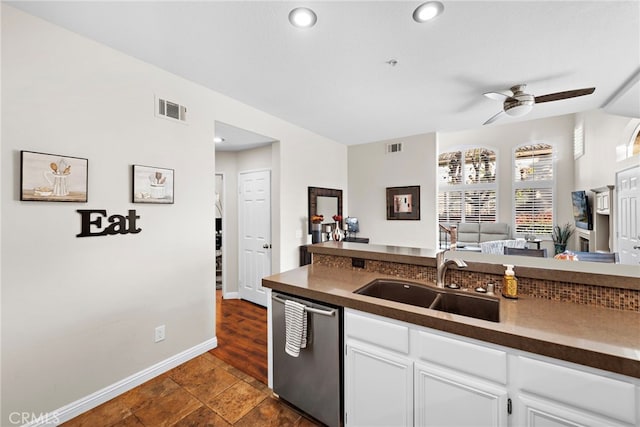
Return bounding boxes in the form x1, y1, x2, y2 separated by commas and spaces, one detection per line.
534, 87, 595, 104
483, 91, 512, 101
483, 110, 506, 125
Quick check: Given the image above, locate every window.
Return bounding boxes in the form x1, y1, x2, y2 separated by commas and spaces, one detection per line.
616, 122, 640, 161
438, 147, 497, 227
513, 143, 554, 235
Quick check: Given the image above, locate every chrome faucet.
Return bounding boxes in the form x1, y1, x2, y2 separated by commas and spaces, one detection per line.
436, 249, 468, 288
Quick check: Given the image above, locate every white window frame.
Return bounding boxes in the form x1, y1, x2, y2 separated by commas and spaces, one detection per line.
438, 146, 499, 225
512, 143, 556, 237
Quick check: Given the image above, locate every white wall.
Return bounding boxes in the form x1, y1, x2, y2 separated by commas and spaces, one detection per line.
280, 137, 347, 268
348, 133, 438, 248
347, 115, 576, 251
1, 6, 216, 420
237, 144, 273, 172
575, 110, 640, 190
1, 6, 345, 423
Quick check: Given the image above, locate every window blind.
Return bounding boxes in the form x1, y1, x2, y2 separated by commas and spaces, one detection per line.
513, 144, 554, 235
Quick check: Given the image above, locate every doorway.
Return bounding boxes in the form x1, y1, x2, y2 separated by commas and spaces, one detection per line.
213, 122, 277, 383
214, 121, 277, 300
215, 173, 223, 290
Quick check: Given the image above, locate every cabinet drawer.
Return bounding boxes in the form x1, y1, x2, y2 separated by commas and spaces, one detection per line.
345, 310, 409, 354
516, 356, 636, 425
416, 330, 507, 384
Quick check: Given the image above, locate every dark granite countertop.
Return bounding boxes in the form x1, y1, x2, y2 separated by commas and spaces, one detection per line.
263, 263, 640, 378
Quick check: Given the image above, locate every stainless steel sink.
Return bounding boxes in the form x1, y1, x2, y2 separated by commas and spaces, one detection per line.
354, 279, 500, 322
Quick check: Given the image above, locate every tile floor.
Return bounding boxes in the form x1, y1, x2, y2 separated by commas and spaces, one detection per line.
62, 351, 322, 427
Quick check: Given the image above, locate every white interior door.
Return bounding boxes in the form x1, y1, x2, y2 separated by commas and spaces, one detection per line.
616, 165, 639, 265
238, 170, 271, 306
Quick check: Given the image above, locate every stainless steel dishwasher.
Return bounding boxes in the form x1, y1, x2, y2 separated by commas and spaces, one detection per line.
272, 292, 342, 427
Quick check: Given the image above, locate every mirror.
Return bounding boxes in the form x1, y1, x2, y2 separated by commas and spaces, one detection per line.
317, 196, 338, 225
308, 187, 343, 234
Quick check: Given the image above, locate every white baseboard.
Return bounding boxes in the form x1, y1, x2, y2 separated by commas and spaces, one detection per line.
24, 337, 218, 427
223, 291, 239, 299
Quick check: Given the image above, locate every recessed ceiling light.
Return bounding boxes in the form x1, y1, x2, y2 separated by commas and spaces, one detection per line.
413, 1, 444, 23
289, 7, 317, 28
214, 136, 225, 143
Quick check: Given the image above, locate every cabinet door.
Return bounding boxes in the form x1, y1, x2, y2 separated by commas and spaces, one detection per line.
414, 362, 508, 427
514, 356, 636, 425
516, 394, 629, 427
345, 344, 413, 427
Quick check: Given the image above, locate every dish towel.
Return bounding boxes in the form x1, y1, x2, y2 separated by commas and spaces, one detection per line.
284, 300, 308, 357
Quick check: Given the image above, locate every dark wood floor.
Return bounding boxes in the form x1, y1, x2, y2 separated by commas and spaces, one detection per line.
210, 290, 268, 384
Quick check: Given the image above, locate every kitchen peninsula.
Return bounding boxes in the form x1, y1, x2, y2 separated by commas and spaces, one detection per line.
263, 242, 640, 427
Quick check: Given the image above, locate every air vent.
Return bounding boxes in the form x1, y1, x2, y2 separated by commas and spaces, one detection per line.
156, 97, 187, 122
386, 142, 403, 154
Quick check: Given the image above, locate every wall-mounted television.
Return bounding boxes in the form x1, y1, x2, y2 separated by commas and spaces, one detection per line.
571, 190, 593, 230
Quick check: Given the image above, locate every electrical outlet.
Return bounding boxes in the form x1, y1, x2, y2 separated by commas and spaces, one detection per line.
155, 325, 166, 343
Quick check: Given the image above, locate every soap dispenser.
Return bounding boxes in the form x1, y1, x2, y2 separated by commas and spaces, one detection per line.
502, 264, 518, 299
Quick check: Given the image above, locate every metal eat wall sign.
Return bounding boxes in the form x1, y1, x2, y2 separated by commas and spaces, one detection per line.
77, 209, 142, 237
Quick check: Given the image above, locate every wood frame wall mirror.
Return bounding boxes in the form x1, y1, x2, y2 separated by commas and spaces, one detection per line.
308, 187, 343, 234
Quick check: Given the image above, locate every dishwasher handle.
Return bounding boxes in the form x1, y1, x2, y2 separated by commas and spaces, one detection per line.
272, 295, 336, 317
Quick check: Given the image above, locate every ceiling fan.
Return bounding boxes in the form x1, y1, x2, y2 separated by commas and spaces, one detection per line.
483, 84, 595, 125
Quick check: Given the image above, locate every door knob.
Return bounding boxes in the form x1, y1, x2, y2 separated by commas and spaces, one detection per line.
263, 243, 272, 249
634, 246, 640, 250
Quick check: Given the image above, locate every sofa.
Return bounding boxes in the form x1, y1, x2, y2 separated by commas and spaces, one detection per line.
455, 222, 511, 249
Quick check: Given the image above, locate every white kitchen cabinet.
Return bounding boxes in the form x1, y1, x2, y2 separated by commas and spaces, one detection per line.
516, 394, 629, 427
596, 191, 610, 213
512, 356, 637, 427
590, 185, 615, 252
345, 344, 413, 427
414, 362, 508, 427
344, 309, 639, 427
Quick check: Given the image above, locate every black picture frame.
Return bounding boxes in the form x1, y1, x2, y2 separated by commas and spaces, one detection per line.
20, 150, 88, 202
386, 186, 420, 220
132, 165, 174, 204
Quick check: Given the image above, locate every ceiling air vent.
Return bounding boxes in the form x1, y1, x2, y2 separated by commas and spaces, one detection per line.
156, 96, 187, 122
386, 142, 403, 154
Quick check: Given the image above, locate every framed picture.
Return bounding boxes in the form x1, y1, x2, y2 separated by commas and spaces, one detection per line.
20, 150, 88, 202
132, 165, 174, 204
386, 185, 420, 220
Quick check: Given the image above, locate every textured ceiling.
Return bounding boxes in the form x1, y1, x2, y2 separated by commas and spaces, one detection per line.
9, 1, 640, 147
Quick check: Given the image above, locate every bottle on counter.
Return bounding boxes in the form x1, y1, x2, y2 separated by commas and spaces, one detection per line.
502, 264, 518, 299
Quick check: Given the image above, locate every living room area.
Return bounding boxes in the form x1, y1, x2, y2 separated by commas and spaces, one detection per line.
356, 110, 640, 264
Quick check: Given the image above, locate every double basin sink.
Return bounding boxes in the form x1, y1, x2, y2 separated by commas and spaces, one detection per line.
354, 279, 500, 322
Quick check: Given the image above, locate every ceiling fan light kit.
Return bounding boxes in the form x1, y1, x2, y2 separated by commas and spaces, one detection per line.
483, 84, 595, 125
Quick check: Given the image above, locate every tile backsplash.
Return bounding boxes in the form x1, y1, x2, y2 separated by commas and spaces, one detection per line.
313, 254, 639, 312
